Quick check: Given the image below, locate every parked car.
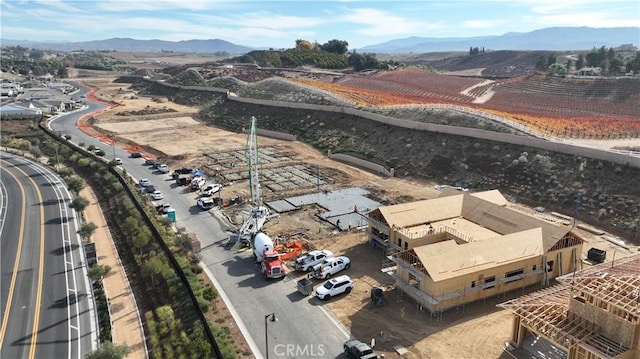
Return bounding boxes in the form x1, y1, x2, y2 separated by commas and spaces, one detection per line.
370, 287, 385, 307
200, 183, 221, 196
145, 158, 159, 166
139, 178, 151, 187
131, 152, 142, 158
295, 250, 334, 272
315, 275, 353, 300
196, 197, 214, 210
154, 202, 170, 213
93, 149, 105, 156
174, 167, 193, 175
144, 185, 156, 193
115, 158, 123, 165
312, 256, 351, 279
343, 339, 378, 359
157, 164, 170, 173
150, 190, 164, 200
160, 203, 172, 214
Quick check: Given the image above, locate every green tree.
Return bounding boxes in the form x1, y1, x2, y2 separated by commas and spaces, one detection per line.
320, 39, 349, 55
66, 176, 85, 194
84, 341, 130, 359
626, 51, 640, 74
7, 138, 31, 155
69, 196, 90, 216
78, 222, 98, 241
142, 254, 167, 286
548, 63, 567, 76
132, 227, 151, 256
535, 56, 547, 72
576, 53, 585, 70
88, 264, 112, 283
122, 216, 139, 237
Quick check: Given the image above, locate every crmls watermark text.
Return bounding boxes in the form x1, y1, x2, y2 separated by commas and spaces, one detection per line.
273, 344, 326, 357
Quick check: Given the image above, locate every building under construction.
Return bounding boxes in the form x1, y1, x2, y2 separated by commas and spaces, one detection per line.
367, 189, 586, 313
499, 253, 640, 359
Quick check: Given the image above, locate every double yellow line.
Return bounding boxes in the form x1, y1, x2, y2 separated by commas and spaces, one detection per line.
0, 161, 46, 359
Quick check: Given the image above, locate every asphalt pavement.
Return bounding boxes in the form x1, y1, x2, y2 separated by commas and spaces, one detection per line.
0, 153, 96, 358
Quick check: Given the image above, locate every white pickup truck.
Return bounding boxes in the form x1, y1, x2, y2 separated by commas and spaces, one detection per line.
294, 250, 334, 272
312, 256, 350, 279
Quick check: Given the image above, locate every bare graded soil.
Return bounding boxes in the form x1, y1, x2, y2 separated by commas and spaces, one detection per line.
82, 75, 639, 359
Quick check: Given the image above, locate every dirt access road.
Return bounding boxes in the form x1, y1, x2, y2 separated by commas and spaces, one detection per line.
82, 75, 636, 359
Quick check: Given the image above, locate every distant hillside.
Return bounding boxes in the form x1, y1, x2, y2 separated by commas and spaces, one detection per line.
359, 27, 640, 53
0, 38, 253, 54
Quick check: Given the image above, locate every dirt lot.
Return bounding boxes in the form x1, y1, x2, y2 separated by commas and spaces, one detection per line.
83, 76, 637, 359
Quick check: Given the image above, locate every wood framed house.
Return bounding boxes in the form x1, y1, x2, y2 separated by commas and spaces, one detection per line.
500, 254, 640, 359
368, 189, 585, 313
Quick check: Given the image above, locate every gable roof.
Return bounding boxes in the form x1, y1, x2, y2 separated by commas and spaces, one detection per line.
372, 189, 571, 252
413, 228, 545, 282
376, 195, 463, 228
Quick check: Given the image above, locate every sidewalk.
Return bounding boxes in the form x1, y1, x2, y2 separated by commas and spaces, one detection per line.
80, 187, 147, 358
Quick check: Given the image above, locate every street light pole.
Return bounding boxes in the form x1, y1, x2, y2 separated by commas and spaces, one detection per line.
111, 137, 116, 160
264, 313, 277, 359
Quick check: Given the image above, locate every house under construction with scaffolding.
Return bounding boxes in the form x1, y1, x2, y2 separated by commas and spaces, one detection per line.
499, 253, 640, 359
367, 189, 586, 313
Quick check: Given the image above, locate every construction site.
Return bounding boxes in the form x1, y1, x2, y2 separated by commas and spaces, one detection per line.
82, 74, 640, 359
500, 254, 640, 359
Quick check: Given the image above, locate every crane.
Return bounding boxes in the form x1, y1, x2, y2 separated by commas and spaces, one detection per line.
237, 116, 277, 246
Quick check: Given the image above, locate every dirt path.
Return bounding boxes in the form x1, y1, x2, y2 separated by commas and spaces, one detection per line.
80, 186, 147, 358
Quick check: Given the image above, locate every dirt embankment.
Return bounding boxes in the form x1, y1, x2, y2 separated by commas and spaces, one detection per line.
195, 98, 640, 243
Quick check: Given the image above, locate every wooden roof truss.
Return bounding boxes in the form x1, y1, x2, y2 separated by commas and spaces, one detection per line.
558, 255, 640, 322
500, 255, 640, 358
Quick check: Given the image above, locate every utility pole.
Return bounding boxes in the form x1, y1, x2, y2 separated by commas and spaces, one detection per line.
111, 136, 116, 159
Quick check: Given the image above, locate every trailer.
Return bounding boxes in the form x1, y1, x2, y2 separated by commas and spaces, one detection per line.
175, 173, 193, 186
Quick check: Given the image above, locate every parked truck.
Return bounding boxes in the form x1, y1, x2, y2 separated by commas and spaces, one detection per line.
175, 173, 193, 186
253, 232, 274, 262
312, 256, 351, 279
294, 250, 334, 272
261, 249, 285, 280
253, 232, 285, 279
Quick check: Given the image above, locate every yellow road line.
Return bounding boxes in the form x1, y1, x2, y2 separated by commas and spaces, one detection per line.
27, 167, 46, 359
0, 159, 47, 358
0, 166, 27, 347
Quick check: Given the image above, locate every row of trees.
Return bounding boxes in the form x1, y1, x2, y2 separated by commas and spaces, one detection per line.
536, 46, 640, 76
237, 38, 405, 71
2, 121, 241, 358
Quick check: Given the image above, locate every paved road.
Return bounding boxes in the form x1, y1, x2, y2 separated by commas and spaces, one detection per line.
51, 82, 351, 358
0, 153, 96, 359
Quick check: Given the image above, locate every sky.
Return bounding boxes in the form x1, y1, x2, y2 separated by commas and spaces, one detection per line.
1, 0, 638, 49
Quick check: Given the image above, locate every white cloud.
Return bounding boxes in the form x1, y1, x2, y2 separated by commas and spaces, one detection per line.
339, 7, 435, 36
95, 0, 221, 12
191, 11, 327, 31
33, 0, 82, 13
0, 25, 73, 39
532, 11, 640, 28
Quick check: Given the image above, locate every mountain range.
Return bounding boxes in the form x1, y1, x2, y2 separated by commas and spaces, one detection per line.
1, 26, 638, 54
359, 27, 640, 53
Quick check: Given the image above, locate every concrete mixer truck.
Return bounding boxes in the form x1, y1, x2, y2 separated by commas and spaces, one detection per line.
253, 232, 284, 280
